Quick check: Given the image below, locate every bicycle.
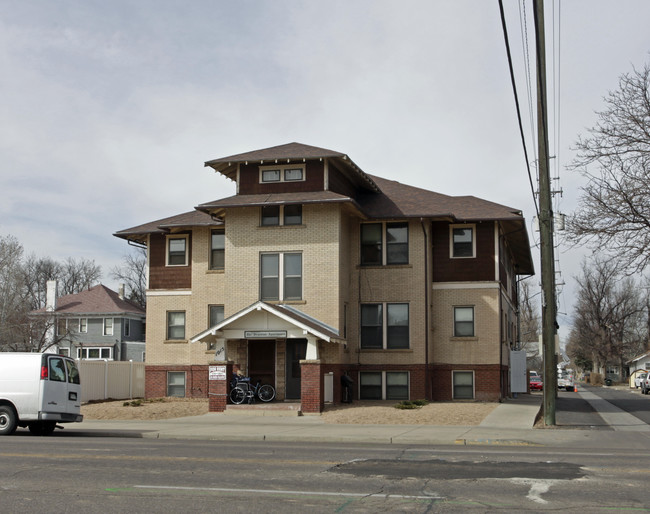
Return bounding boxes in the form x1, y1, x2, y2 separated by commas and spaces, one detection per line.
229, 374, 276, 404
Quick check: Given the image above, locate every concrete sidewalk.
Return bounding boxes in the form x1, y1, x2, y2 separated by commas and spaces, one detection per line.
65, 386, 650, 449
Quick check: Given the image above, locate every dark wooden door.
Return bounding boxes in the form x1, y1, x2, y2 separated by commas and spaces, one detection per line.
248, 340, 276, 387
285, 339, 307, 399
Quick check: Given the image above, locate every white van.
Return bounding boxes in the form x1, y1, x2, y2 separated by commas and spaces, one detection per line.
0, 353, 83, 436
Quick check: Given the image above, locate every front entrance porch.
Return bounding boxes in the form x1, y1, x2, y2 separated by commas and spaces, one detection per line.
191, 301, 343, 413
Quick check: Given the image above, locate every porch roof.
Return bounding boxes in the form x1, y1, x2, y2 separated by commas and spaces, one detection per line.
190, 301, 343, 344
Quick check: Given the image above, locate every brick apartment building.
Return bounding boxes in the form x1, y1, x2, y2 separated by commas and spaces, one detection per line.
114, 142, 534, 413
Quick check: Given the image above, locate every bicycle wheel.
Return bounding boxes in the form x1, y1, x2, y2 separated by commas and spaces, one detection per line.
230, 386, 246, 405
257, 384, 276, 402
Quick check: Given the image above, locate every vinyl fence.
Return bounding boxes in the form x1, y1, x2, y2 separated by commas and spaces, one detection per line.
78, 360, 145, 403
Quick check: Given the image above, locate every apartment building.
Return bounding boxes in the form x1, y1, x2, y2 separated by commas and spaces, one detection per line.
114, 142, 534, 412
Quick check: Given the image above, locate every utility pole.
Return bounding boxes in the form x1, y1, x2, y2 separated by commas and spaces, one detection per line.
534, 0, 557, 425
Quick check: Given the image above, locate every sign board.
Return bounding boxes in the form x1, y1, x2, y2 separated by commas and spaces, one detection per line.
244, 330, 287, 339
209, 365, 227, 381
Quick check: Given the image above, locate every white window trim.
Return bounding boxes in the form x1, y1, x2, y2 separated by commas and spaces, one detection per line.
77, 346, 114, 360
260, 252, 303, 301
452, 370, 475, 399
124, 318, 130, 337
259, 164, 305, 183
450, 223, 476, 259
103, 318, 114, 336
166, 235, 189, 267
359, 371, 410, 400
166, 311, 187, 341
360, 302, 410, 349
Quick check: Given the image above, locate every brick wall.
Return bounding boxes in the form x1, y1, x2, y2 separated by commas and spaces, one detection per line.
300, 360, 323, 413
430, 364, 503, 401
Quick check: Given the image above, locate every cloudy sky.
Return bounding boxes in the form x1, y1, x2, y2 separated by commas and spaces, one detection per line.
2, 1, 649, 340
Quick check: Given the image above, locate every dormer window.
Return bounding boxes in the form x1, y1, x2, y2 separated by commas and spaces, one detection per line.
260, 165, 305, 183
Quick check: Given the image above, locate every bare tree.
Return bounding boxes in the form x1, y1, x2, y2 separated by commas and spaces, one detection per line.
566, 257, 646, 375
110, 247, 147, 309
568, 63, 650, 274
59, 257, 102, 295
0, 236, 29, 350
518, 278, 542, 371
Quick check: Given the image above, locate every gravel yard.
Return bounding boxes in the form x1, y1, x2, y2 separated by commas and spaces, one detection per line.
81, 398, 497, 425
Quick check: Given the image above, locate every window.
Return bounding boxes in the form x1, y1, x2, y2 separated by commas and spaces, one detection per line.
78, 347, 113, 360
167, 371, 186, 397
209, 305, 224, 327
261, 206, 280, 226
167, 311, 186, 340
210, 229, 225, 270
167, 236, 188, 266
454, 307, 475, 337
56, 319, 66, 336
284, 204, 302, 225
260, 165, 305, 183
260, 253, 302, 301
261, 205, 302, 226
124, 319, 130, 337
360, 371, 409, 400
360, 222, 408, 266
79, 318, 87, 333
103, 318, 114, 336
361, 303, 409, 349
49, 357, 67, 382
451, 225, 475, 258
453, 371, 474, 399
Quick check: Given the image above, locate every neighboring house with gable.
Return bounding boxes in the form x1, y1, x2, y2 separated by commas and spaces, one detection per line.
31, 282, 146, 361
114, 142, 534, 412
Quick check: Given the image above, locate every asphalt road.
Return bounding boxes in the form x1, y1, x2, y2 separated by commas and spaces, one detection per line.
2, 434, 650, 512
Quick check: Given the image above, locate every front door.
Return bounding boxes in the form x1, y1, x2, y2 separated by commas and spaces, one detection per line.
285, 339, 307, 399
248, 340, 276, 387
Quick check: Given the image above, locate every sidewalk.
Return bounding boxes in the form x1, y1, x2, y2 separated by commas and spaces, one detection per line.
67, 385, 650, 449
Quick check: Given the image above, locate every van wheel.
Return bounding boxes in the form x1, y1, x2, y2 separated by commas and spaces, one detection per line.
28, 422, 57, 436
0, 405, 18, 436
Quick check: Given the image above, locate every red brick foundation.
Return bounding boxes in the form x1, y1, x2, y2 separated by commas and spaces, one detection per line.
145, 365, 210, 399
430, 364, 504, 401
300, 360, 322, 413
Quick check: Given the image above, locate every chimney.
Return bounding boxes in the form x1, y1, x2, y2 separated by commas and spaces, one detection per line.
46, 280, 57, 312
118, 284, 125, 300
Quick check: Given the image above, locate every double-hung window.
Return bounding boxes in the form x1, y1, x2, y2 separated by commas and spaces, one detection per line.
260, 252, 302, 301
261, 205, 302, 226
124, 319, 130, 337
167, 311, 186, 340
167, 236, 188, 266
451, 225, 475, 258
454, 306, 475, 337
103, 318, 114, 336
360, 303, 409, 349
360, 222, 408, 266
209, 305, 224, 327
360, 371, 409, 400
210, 229, 225, 270
453, 371, 474, 399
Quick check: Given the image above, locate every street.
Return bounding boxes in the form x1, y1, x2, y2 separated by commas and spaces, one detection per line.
2, 385, 650, 512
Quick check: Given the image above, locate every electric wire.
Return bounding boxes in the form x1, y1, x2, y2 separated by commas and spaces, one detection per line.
498, 0, 540, 218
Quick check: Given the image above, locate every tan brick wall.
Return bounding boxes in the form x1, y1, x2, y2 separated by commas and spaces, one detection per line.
431, 285, 501, 365
343, 219, 428, 366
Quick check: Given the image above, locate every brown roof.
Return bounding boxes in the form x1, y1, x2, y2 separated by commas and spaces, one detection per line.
197, 191, 356, 212
204, 142, 379, 192
32, 284, 145, 316
114, 210, 221, 242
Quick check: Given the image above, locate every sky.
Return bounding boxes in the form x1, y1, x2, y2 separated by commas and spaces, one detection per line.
2, 1, 649, 343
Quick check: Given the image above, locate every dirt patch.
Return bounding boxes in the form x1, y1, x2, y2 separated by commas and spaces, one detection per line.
82, 398, 497, 425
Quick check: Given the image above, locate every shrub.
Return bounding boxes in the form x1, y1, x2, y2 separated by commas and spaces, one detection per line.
590, 372, 604, 386
394, 400, 429, 410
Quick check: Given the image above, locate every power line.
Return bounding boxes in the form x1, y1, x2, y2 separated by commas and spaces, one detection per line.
498, 0, 540, 218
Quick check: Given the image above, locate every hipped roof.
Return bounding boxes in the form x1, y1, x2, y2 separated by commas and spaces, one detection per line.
32, 284, 145, 317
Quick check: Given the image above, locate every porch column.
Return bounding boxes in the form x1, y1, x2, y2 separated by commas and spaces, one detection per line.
305, 335, 319, 359
300, 359, 323, 414
208, 360, 233, 412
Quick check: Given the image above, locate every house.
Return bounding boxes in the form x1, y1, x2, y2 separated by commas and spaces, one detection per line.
114, 142, 534, 412
31, 282, 146, 361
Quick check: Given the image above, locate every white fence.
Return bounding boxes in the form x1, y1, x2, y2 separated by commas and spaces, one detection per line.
78, 360, 145, 403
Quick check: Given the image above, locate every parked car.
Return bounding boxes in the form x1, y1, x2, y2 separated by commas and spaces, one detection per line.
641, 374, 650, 395
635, 373, 647, 389
529, 371, 539, 378
529, 376, 543, 391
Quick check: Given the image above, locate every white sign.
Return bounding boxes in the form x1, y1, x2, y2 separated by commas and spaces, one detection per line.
209, 365, 227, 381
244, 330, 287, 339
